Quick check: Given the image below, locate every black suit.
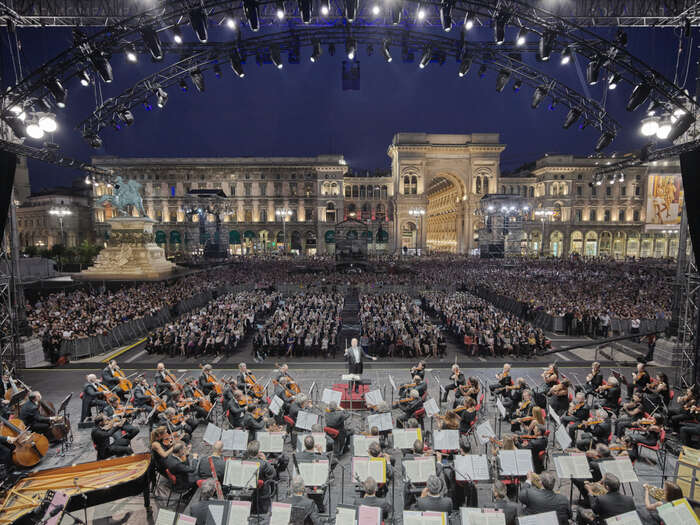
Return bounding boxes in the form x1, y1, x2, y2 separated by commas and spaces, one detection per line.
413, 495, 453, 513
489, 499, 519, 525
81, 382, 107, 422
101, 366, 120, 389
354, 495, 392, 520
589, 492, 636, 520
518, 486, 571, 525
197, 454, 225, 481
20, 400, 51, 434
345, 345, 372, 392
166, 455, 199, 490
226, 400, 245, 428
285, 494, 320, 525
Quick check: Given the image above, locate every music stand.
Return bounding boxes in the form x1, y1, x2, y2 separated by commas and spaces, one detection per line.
8, 390, 27, 410
56, 393, 73, 455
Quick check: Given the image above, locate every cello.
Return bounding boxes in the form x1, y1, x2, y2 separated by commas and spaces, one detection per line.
37, 397, 70, 442
112, 366, 133, 393
199, 365, 223, 396
242, 371, 264, 399
0, 416, 49, 467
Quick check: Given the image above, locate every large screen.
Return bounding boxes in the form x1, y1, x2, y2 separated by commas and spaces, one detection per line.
645, 173, 684, 228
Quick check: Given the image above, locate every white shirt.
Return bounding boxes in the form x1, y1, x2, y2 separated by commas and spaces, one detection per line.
352, 346, 360, 362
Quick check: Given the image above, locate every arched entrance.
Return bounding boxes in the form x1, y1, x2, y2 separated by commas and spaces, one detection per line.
627, 233, 640, 258
290, 231, 302, 252
613, 232, 626, 259
305, 231, 317, 255
599, 231, 612, 257
549, 231, 563, 257
259, 229, 270, 252
425, 175, 461, 253
570, 231, 583, 255
401, 222, 417, 254
584, 231, 598, 256
529, 231, 542, 255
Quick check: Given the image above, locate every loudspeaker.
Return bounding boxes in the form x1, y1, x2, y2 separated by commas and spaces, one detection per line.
0, 151, 17, 241
680, 148, 700, 265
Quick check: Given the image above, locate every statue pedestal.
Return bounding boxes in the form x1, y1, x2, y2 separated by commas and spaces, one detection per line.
79, 217, 178, 280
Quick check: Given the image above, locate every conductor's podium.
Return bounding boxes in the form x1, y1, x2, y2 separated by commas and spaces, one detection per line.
333, 381, 369, 410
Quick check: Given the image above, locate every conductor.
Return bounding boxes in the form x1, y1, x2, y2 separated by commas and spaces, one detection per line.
344, 337, 377, 393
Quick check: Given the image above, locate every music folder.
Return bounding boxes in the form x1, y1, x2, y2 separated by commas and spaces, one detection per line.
497, 449, 533, 476
256, 431, 285, 453
657, 498, 700, 525
402, 511, 447, 525
222, 459, 260, 488
156, 509, 196, 525
335, 505, 356, 525
460, 507, 506, 525
432, 429, 459, 451
454, 455, 491, 481
203, 423, 222, 446
204, 500, 251, 525
358, 505, 381, 525
222, 429, 248, 452
322, 388, 342, 406
297, 459, 329, 486
295, 410, 318, 431
604, 510, 643, 525
392, 428, 422, 450
423, 398, 439, 417
365, 389, 384, 407
554, 453, 592, 480
403, 456, 436, 483
367, 412, 393, 432
515, 511, 558, 525
269, 502, 292, 525
599, 457, 639, 483
352, 456, 387, 483
269, 395, 284, 416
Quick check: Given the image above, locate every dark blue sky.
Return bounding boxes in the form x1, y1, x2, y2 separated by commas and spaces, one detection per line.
9, 23, 695, 192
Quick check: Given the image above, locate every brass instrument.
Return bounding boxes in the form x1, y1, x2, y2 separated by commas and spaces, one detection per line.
530, 473, 543, 489
586, 481, 607, 496
644, 484, 666, 502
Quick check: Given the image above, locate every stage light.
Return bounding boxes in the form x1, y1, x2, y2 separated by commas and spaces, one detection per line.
79, 69, 90, 87
656, 117, 672, 139
189, 7, 208, 42
311, 41, 322, 62
155, 87, 168, 107
9, 105, 25, 121
586, 56, 602, 85
440, 0, 452, 31
419, 46, 431, 69
5, 117, 25, 139
465, 11, 475, 30
494, 12, 508, 45
531, 86, 546, 108
296, 0, 311, 21
382, 40, 392, 62
390, 0, 402, 24
668, 112, 695, 141
47, 77, 67, 107
190, 69, 205, 92
225, 15, 236, 29
36, 96, 52, 112
345, 0, 358, 21
125, 44, 138, 63
539, 31, 555, 61
512, 79, 522, 92
495, 69, 510, 92
372, 5, 380, 15
608, 73, 621, 90
417, 7, 426, 20
627, 81, 651, 111
478, 64, 487, 78
213, 64, 222, 78
563, 107, 581, 128
458, 55, 471, 77
346, 38, 357, 60
243, 0, 260, 31
88, 50, 113, 84
320, 0, 330, 15
640, 115, 658, 136
594, 131, 615, 152
271, 47, 283, 68
560, 45, 572, 65
179, 79, 188, 92
276, 0, 285, 19
140, 26, 163, 60
230, 52, 245, 77
119, 109, 134, 126
516, 27, 527, 46
38, 114, 57, 133
26, 121, 44, 139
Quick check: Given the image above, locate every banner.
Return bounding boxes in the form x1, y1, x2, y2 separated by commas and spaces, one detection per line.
646, 173, 683, 229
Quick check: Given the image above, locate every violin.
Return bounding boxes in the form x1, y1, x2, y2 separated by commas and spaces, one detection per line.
392, 397, 413, 406
169, 412, 186, 425
577, 419, 603, 428
637, 418, 656, 426
597, 384, 614, 392
192, 386, 213, 413
568, 402, 585, 416
272, 378, 297, 399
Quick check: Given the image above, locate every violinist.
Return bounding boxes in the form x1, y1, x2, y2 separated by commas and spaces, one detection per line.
582, 361, 603, 395
155, 363, 177, 396
510, 390, 533, 432
198, 364, 217, 397
326, 401, 351, 454
490, 364, 513, 393
643, 373, 670, 412
225, 390, 246, 428
623, 414, 663, 463
399, 375, 426, 399
594, 376, 621, 413
560, 392, 589, 440
441, 364, 465, 403
576, 409, 612, 451
150, 426, 175, 477
670, 385, 698, 433
20, 391, 57, 437
410, 360, 426, 381
541, 363, 559, 388
394, 389, 423, 428
501, 377, 527, 414
516, 423, 547, 473
181, 378, 210, 421
91, 413, 136, 460
456, 396, 478, 433
548, 378, 571, 416
460, 376, 481, 403
165, 441, 199, 494
158, 407, 193, 443
242, 403, 267, 433
80, 374, 108, 423
627, 363, 650, 399
615, 392, 643, 438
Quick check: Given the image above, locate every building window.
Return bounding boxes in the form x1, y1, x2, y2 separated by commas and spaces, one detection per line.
259, 209, 267, 222
169, 211, 177, 223
170, 186, 176, 196
259, 182, 267, 196
606, 186, 612, 197
635, 185, 641, 196
245, 209, 253, 222
604, 209, 610, 222
352, 185, 359, 198
575, 209, 582, 222
289, 182, 297, 196
359, 185, 366, 199
618, 209, 625, 222
633, 210, 640, 221
305, 208, 313, 221
326, 203, 336, 223
244, 183, 252, 197
589, 209, 596, 222
345, 186, 351, 198
274, 182, 282, 197
529, 186, 534, 198
381, 186, 387, 199
620, 185, 626, 196
591, 186, 597, 197
576, 185, 582, 196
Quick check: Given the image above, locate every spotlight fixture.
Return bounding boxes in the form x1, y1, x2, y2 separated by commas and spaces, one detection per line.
594, 131, 615, 152
478, 64, 487, 78
668, 112, 696, 141
179, 79, 188, 92
140, 26, 163, 60
5, 117, 26, 139
608, 73, 621, 90
25, 120, 44, 140
586, 56, 603, 85
539, 31, 555, 61
172, 25, 183, 43
531, 85, 546, 108
458, 55, 472, 77
190, 69, 205, 92
47, 77, 67, 107
656, 117, 672, 139
416, 6, 426, 21
626, 81, 651, 111
189, 6, 209, 43
9, 105, 25, 121
464, 11, 475, 30
87, 51, 113, 84
495, 69, 510, 92
382, 40, 392, 62
276, 0, 285, 19
516, 26, 527, 46
271, 46, 283, 68
310, 41, 322, 62
320, 0, 330, 15
38, 113, 57, 133
118, 109, 134, 126
372, 5, 380, 15
419, 46, 431, 69
563, 107, 581, 128
440, 0, 452, 31
298, 0, 312, 22
639, 115, 658, 136
494, 12, 508, 45
390, 0, 402, 24
125, 44, 138, 62
560, 45, 572, 65
346, 38, 357, 60
78, 69, 90, 87
243, 0, 260, 31
155, 87, 168, 107
213, 64, 222, 78
230, 51, 245, 77
345, 0, 359, 21
225, 13, 236, 29
512, 79, 522, 92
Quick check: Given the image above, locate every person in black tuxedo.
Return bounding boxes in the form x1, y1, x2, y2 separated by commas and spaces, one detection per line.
325, 402, 351, 454
187, 479, 218, 525
344, 337, 377, 393
354, 477, 392, 520
165, 441, 199, 492
285, 476, 320, 525
20, 391, 55, 436
518, 471, 571, 525
413, 475, 453, 512
583, 473, 635, 522
488, 481, 519, 525
197, 440, 225, 481
90, 414, 136, 459
80, 374, 107, 423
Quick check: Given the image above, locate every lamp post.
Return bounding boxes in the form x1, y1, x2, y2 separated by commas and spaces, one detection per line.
534, 209, 555, 256
276, 208, 292, 254
49, 207, 72, 246
409, 208, 426, 256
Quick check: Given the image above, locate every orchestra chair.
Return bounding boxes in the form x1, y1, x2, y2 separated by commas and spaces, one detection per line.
324, 426, 339, 440
638, 428, 667, 473
163, 468, 194, 510
413, 407, 426, 431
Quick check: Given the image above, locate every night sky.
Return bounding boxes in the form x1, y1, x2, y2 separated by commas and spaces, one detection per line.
8, 22, 697, 192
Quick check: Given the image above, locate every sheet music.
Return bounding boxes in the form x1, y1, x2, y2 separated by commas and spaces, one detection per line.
353, 435, 374, 456
156, 509, 177, 525
475, 422, 496, 445
296, 410, 319, 431
358, 505, 381, 525
269, 395, 284, 416
403, 456, 437, 483
548, 405, 561, 426
403, 511, 446, 525
392, 428, 422, 449
342, 374, 361, 381
604, 511, 643, 525
203, 423, 222, 446
297, 459, 329, 486
516, 511, 559, 525
498, 449, 533, 476
367, 412, 393, 432
322, 388, 342, 406
226, 501, 251, 525
336, 505, 356, 525
352, 456, 386, 483
269, 502, 292, 525
496, 398, 506, 419
297, 432, 326, 453
256, 431, 285, 453
423, 398, 439, 417
223, 459, 259, 488
657, 499, 700, 525
554, 454, 592, 479
600, 457, 639, 483
460, 507, 506, 525
365, 390, 384, 407
433, 429, 459, 451
205, 503, 225, 525
176, 514, 196, 525
555, 424, 572, 450
222, 429, 248, 452
516, 449, 534, 474
454, 455, 491, 481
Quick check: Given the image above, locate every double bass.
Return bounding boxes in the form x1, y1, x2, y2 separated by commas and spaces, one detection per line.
0, 416, 49, 467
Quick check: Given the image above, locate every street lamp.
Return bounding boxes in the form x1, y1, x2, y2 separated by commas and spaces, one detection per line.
534, 209, 555, 256
276, 208, 293, 254
49, 207, 72, 246
409, 208, 426, 255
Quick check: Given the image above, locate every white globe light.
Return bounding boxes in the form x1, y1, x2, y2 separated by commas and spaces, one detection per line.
26, 123, 44, 139
640, 117, 658, 137
226, 17, 236, 29
656, 119, 672, 140
372, 5, 380, 14
276, 9, 285, 19
417, 8, 425, 20
38, 115, 57, 133
321, 5, 329, 14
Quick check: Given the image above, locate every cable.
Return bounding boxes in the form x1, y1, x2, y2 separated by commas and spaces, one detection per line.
681, 36, 694, 90
5, 29, 19, 85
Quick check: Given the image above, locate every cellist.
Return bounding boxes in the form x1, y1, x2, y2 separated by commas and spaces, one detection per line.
155, 362, 180, 396
102, 360, 122, 392
81, 374, 108, 423
198, 364, 217, 398
20, 391, 58, 437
